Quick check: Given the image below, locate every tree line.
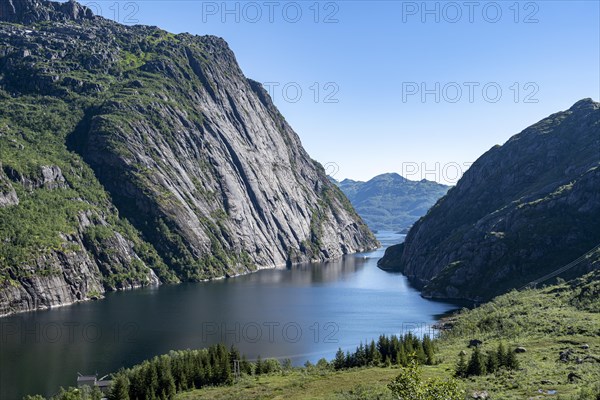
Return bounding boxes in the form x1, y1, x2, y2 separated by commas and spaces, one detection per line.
24, 334, 438, 400
455, 342, 519, 378
333, 333, 436, 370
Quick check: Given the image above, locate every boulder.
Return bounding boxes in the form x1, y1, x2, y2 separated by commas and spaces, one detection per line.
515, 347, 527, 353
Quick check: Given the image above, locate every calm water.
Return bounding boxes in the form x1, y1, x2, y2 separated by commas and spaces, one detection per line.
0, 232, 459, 399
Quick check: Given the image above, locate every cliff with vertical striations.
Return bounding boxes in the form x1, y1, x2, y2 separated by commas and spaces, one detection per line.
0, 0, 377, 316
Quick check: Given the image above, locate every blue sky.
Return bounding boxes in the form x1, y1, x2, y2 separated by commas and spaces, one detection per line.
79, 1, 599, 184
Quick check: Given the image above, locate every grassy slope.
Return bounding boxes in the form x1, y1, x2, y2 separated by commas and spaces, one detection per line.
176, 272, 600, 399
177, 368, 399, 400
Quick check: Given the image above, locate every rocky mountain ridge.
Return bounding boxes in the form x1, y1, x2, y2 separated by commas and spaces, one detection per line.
379, 99, 600, 301
0, 0, 377, 316
335, 173, 449, 232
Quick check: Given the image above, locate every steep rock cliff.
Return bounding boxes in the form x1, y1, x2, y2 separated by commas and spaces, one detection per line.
0, 0, 377, 315
379, 99, 600, 301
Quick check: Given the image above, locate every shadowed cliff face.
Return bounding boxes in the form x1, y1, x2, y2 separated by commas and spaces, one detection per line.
0, 0, 377, 315
379, 99, 600, 301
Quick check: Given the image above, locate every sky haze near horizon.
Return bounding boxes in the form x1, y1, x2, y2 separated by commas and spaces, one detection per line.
75, 0, 599, 184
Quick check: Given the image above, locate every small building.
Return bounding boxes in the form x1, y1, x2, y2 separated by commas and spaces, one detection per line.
77, 374, 98, 388
76, 373, 112, 395
96, 379, 112, 394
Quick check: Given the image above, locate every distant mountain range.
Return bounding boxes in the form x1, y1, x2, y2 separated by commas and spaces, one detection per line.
378, 99, 600, 301
333, 173, 450, 232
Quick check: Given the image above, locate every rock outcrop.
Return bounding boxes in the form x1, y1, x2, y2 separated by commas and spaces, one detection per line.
0, 0, 94, 24
0, 0, 377, 315
379, 99, 600, 301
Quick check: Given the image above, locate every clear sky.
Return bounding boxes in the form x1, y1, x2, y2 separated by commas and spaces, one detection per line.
78, 0, 599, 184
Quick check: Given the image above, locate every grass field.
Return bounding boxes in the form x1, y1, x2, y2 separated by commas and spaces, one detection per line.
176, 368, 399, 400
176, 272, 600, 400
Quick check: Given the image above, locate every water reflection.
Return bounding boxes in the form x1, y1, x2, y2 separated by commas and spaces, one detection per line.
0, 232, 459, 400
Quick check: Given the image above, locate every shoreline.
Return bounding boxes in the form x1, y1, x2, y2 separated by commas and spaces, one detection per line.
0, 244, 382, 318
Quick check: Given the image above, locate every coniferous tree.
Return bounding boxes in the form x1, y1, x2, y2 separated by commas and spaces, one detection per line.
390, 335, 401, 363
505, 348, 519, 370
486, 350, 499, 373
146, 362, 159, 399
109, 373, 130, 400
157, 356, 176, 399
367, 340, 377, 365
218, 344, 232, 384
334, 348, 346, 370
384, 355, 392, 367
403, 336, 414, 355
466, 347, 486, 377
455, 352, 467, 378
496, 342, 507, 368
396, 346, 408, 367
240, 354, 252, 375
423, 335, 435, 365
356, 343, 367, 366
377, 335, 390, 361
372, 343, 382, 365
255, 355, 264, 375
345, 351, 353, 368
415, 342, 427, 364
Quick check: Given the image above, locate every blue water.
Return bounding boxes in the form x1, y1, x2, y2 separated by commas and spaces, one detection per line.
0, 231, 459, 399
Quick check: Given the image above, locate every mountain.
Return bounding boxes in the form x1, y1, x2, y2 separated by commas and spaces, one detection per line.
335, 173, 449, 231
0, 0, 377, 316
379, 99, 600, 301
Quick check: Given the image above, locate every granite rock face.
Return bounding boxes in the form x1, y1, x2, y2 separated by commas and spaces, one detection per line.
0, 0, 94, 24
379, 99, 600, 301
0, 0, 377, 315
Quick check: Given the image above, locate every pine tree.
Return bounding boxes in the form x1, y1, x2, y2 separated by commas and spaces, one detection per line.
486, 351, 499, 373
415, 342, 427, 365
390, 335, 401, 363
377, 335, 390, 361
505, 348, 519, 370
195, 354, 207, 388
156, 356, 176, 399
109, 373, 130, 400
496, 342, 507, 368
396, 345, 408, 367
356, 343, 367, 366
372, 344, 382, 365
422, 335, 435, 365
367, 340, 377, 365
334, 348, 346, 370
255, 355, 264, 375
218, 345, 232, 384
455, 352, 467, 378
466, 347, 486, 377
384, 355, 392, 367
403, 336, 414, 355
240, 354, 252, 375
145, 362, 159, 399
342, 351, 350, 368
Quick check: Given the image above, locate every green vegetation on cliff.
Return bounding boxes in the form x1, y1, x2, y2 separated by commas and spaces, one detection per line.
379, 99, 600, 301
0, 0, 376, 315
